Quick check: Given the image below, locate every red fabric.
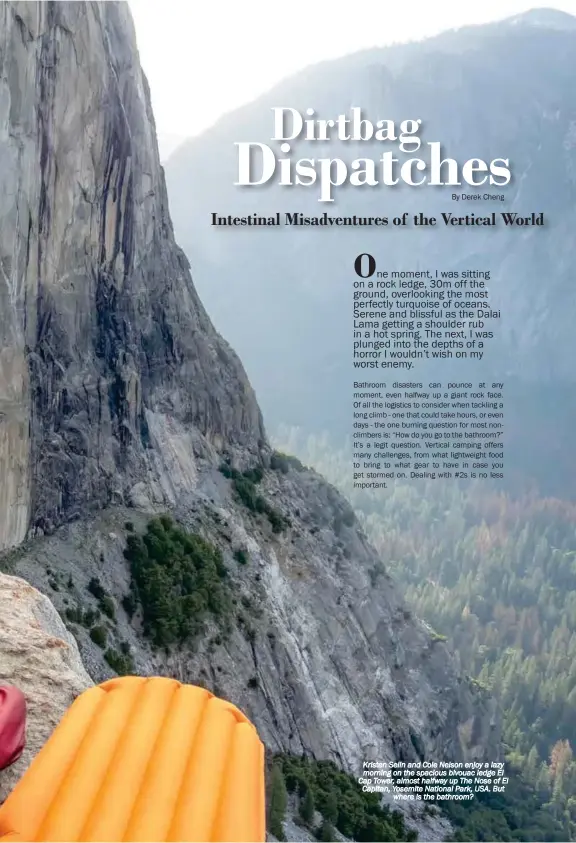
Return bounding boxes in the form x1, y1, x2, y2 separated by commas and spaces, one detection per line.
0, 687, 26, 771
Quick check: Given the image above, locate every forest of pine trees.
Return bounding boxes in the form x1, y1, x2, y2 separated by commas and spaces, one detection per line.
274, 425, 576, 840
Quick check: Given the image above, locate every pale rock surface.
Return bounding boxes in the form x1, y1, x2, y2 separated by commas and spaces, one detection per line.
0, 0, 264, 552
0, 573, 93, 802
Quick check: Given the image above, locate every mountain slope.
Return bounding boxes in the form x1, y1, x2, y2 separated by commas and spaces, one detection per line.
164, 9, 576, 498
0, 3, 500, 839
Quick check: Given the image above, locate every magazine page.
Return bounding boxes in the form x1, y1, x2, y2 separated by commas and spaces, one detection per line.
0, 1, 574, 842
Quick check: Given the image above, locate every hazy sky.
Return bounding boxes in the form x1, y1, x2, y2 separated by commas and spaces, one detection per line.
128, 0, 576, 158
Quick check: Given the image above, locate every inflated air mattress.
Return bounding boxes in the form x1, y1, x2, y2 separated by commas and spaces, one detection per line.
0, 676, 265, 842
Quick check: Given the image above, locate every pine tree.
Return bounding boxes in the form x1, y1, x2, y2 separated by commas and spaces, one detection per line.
268, 763, 287, 841
299, 786, 315, 826
323, 790, 338, 825
526, 745, 540, 780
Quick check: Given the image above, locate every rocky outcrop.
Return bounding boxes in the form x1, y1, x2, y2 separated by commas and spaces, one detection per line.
0, 0, 264, 551
0, 2, 500, 836
0, 573, 92, 802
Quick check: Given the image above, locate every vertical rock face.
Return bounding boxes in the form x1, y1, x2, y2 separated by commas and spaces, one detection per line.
0, 1, 265, 549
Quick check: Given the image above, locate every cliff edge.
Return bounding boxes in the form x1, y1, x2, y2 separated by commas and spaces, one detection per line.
0, 573, 92, 802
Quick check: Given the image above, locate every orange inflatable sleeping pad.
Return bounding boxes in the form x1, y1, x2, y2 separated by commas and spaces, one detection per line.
0, 676, 265, 842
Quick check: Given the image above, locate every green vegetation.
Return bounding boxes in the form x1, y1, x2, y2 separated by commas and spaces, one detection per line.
64, 606, 79, 624
319, 819, 334, 841
65, 604, 100, 628
430, 630, 448, 643
270, 450, 304, 473
82, 607, 99, 627
104, 646, 134, 675
268, 761, 288, 840
121, 592, 136, 618
369, 560, 387, 587
88, 576, 116, 619
273, 753, 416, 841
299, 786, 315, 826
273, 427, 576, 840
234, 548, 249, 565
123, 515, 231, 648
88, 576, 106, 600
100, 595, 115, 619
89, 625, 108, 648
369, 488, 576, 840
442, 765, 567, 841
219, 462, 290, 533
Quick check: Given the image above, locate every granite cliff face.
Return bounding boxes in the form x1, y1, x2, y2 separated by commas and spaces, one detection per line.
0, 2, 497, 834
0, 0, 264, 552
